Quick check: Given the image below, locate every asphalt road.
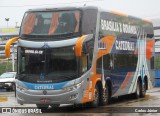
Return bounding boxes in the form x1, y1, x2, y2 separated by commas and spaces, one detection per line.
1, 88, 160, 115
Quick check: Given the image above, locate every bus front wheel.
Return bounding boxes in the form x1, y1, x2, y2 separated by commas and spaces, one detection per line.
36, 104, 49, 111
51, 104, 60, 108
88, 85, 99, 107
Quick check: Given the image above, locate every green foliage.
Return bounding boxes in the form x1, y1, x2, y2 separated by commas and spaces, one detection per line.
0, 61, 17, 75
155, 57, 160, 69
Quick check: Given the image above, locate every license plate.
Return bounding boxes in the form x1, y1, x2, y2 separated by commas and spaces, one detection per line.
40, 98, 50, 103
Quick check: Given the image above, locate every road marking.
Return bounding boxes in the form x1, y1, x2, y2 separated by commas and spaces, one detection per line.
0, 97, 8, 102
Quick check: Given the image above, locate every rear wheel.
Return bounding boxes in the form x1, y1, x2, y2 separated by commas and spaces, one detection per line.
99, 84, 110, 106
133, 80, 141, 99
140, 80, 147, 98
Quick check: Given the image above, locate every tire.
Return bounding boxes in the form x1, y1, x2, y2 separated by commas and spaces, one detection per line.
99, 84, 110, 106
36, 104, 49, 112
51, 104, 60, 108
88, 85, 99, 107
11, 83, 16, 91
133, 80, 141, 99
6, 88, 11, 92
14, 85, 16, 97
140, 81, 147, 98
15, 90, 16, 97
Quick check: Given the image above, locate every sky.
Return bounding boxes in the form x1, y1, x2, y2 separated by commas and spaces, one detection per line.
0, 0, 160, 28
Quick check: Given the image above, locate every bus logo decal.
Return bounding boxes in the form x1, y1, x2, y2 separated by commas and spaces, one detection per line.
42, 42, 50, 48
43, 90, 47, 95
40, 73, 45, 80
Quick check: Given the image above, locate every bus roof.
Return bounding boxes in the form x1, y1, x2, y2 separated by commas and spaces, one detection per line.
27, 6, 98, 12
26, 6, 152, 24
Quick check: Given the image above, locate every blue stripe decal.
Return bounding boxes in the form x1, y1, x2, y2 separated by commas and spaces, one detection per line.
21, 81, 69, 90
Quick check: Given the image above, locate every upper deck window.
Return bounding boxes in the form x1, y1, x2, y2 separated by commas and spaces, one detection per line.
20, 10, 80, 39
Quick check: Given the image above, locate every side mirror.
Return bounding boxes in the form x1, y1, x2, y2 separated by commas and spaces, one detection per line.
82, 43, 88, 54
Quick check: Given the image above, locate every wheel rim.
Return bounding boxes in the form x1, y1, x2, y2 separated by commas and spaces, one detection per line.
137, 82, 140, 96
102, 87, 108, 103
94, 87, 99, 104
143, 82, 146, 93
94, 89, 98, 103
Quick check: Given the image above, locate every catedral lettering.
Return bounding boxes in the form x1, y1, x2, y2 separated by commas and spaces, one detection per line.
5, 6, 154, 110
35, 85, 54, 90
115, 40, 135, 51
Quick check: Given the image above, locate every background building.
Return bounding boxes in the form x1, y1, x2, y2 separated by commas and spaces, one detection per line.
0, 27, 19, 73
152, 19, 160, 86
0, 27, 19, 58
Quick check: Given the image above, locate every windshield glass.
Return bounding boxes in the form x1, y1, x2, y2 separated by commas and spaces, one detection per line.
20, 10, 80, 37
17, 47, 77, 83
0, 73, 15, 78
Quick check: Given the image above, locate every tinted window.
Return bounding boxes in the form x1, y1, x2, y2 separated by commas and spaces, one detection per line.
17, 47, 78, 83
20, 10, 81, 39
82, 9, 97, 34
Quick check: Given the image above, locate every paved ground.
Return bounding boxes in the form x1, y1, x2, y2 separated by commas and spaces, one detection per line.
1, 88, 160, 115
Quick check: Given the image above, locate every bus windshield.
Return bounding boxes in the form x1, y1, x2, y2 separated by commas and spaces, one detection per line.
20, 10, 80, 38
17, 46, 78, 83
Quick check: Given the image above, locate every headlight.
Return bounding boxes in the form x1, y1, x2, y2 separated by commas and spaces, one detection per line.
16, 84, 28, 91
5, 83, 12, 86
62, 81, 83, 92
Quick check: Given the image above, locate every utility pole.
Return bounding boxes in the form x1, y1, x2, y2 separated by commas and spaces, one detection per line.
5, 18, 9, 32
12, 44, 15, 72
15, 22, 18, 28
5, 18, 15, 72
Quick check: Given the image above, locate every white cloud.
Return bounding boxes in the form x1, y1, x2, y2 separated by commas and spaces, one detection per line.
0, 0, 160, 28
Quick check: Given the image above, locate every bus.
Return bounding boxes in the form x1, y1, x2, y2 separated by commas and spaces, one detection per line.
5, 6, 154, 109
155, 39, 160, 86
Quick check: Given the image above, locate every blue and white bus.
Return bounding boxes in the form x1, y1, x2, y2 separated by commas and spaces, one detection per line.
5, 6, 154, 109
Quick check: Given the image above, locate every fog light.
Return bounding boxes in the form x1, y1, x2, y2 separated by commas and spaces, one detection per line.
70, 93, 78, 100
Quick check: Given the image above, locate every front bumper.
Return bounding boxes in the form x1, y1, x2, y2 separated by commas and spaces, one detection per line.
16, 86, 83, 105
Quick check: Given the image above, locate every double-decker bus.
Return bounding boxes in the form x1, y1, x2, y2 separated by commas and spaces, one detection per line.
5, 6, 154, 109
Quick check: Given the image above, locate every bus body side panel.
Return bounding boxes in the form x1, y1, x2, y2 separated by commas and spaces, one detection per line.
81, 10, 154, 103
145, 35, 155, 89
82, 36, 116, 103
96, 11, 154, 97
96, 11, 137, 97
